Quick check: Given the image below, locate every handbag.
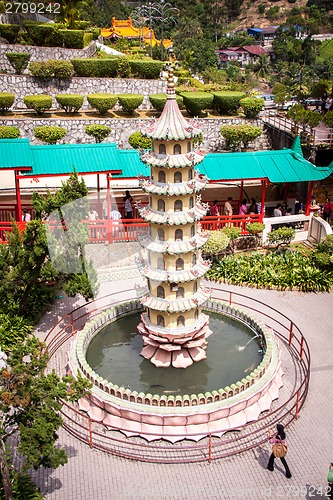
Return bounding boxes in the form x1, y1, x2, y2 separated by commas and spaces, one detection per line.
272, 438, 288, 458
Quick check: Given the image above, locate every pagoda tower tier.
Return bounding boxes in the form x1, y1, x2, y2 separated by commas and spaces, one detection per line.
137, 65, 212, 368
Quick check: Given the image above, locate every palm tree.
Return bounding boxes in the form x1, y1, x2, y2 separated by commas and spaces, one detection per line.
254, 55, 270, 79
58, 0, 85, 29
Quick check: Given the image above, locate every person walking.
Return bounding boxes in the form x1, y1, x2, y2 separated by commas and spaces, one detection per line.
211, 200, 219, 216
124, 190, 133, 219
223, 197, 233, 216
267, 424, 292, 479
328, 463, 333, 499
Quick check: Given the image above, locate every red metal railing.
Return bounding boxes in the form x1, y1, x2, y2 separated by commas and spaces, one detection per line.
45, 287, 310, 463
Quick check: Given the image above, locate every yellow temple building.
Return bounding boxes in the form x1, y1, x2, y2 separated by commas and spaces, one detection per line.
101, 17, 173, 50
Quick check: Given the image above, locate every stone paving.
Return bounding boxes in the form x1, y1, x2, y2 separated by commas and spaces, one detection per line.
32, 267, 333, 500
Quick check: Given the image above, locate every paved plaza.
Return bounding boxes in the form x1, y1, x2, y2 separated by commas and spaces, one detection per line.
32, 263, 333, 500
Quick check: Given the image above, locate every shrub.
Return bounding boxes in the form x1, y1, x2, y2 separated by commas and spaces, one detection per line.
245, 222, 265, 235
23, 21, 57, 46
87, 94, 118, 115
116, 57, 131, 78
323, 110, 333, 128
221, 226, 242, 240
128, 131, 152, 149
258, 3, 265, 13
58, 29, 87, 49
74, 20, 90, 30
0, 24, 20, 44
117, 94, 144, 115
202, 230, 230, 257
149, 93, 183, 112
180, 92, 214, 116
128, 60, 163, 79
220, 124, 262, 150
23, 95, 52, 115
267, 227, 295, 247
71, 58, 119, 77
5, 52, 31, 74
240, 124, 262, 147
55, 94, 84, 113
29, 61, 54, 78
0, 93, 15, 114
34, 125, 66, 144
29, 60, 74, 78
213, 91, 246, 115
85, 125, 112, 143
0, 125, 20, 138
240, 97, 264, 118
316, 234, 333, 254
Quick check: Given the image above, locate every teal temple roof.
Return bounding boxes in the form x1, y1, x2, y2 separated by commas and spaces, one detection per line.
0, 137, 332, 184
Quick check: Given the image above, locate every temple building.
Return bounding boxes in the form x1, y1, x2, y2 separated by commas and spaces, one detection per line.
136, 67, 212, 369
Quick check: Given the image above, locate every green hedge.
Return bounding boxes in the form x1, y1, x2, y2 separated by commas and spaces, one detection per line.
0, 93, 15, 114
128, 60, 163, 79
149, 93, 183, 112
87, 94, 118, 115
23, 95, 53, 115
240, 97, 264, 118
0, 125, 20, 138
23, 21, 58, 46
34, 126, 66, 144
128, 131, 152, 149
117, 94, 143, 115
29, 60, 74, 78
55, 94, 84, 113
213, 91, 246, 115
0, 24, 20, 44
5, 52, 30, 74
71, 58, 120, 77
180, 92, 214, 116
85, 125, 112, 143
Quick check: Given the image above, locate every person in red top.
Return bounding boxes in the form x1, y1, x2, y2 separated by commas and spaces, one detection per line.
267, 423, 292, 478
322, 198, 333, 222
211, 200, 219, 216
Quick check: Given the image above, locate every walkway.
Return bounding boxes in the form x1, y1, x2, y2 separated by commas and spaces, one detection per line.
32, 274, 333, 499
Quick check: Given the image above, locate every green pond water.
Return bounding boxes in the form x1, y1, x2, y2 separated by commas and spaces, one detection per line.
86, 312, 263, 396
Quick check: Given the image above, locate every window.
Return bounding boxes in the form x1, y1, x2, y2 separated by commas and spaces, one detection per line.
157, 228, 165, 241
157, 286, 165, 298
176, 258, 184, 270
177, 315, 185, 326
176, 287, 184, 298
174, 171, 182, 183
159, 144, 166, 155
175, 229, 183, 241
193, 281, 197, 293
174, 200, 183, 212
187, 142, 191, 152
192, 253, 197, 265
158, 170, 166, 183
157, 315, 165, 326
188, 168, 193, 180
189, 196, 194, 208
191, 225, 195, 237
157, 199, 165, 212
174, 144, 181, 155
157, 257, 165, 270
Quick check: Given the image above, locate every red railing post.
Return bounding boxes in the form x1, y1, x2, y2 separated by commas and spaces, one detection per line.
70, 312, 75, 335
229, 292, 232, 305
288, 322, 293, 345
208, 434, 212, 463
299, 336, 304, 360
295, 390, 300, 419
89, 418, 93, 448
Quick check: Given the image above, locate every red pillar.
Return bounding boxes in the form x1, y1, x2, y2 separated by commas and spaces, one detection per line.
106, 173, 112, 243
97, 174, 101, 217
15, 170, 22, 222
238, 180, 244, 211
305, 181, 314, 216
260, 180, 266, 222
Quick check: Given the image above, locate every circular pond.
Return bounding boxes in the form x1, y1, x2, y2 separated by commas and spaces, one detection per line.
86, 311, 263, 397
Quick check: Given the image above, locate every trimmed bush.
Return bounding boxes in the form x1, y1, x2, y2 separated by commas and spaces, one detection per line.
128, 131, 152, 149
85, 125, 112, 143
55, 94, 84, 113
23, 95, 52, 115
23, 21, 57, 46
74, 21, 90, 30
117, 94, 144, 115
5, 52, 31, 74
213, 91, 246, 115
202, 231, 230, 257
0, 125, 20, 138
29, 60, 74, 78
71, 58, 119, 77
128, 60, 163, 79
267, 227, 295, 247
0, 24, 20, 44
149, 93, 183, 112
180, 92, 214, 116
220, 124, 262, 150
240, 97, 264, 118
116, 58, 131, 78
87, 94, 118, 115
240, 125, 262, 148
0, 93, 15, 114
34, 126, 66, 144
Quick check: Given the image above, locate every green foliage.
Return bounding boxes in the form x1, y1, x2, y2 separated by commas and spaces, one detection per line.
0, 93, 15, 114
0, 314, 33, 352
316, 234, 333, 254
10, 472, 45, 499
34, 126, 67, 144
221, 226, 242, 240
267, 227, 295, 247
23, 21, 58, 46
202, 230, 230, 256
240, 97, 264, 118
180, 92, 214, 116
149, 93, 183, 112
246, 222, 265, 235
116, 57, 131, 78
323, 111, 333, 128
58, 29, 92, 49
71, 57, 119, 77
86, 93, 118, 115
0, 24, 20, 44
258, 3, 265, 13
311, 80, 329, 98
117, 94, 143, 115
23, 95, 52, 115
5, 52, 31, 74
55, 94, 84, 113
0, 126, 20, 138
85, 124, 112, 143
212, 91, 246, 115
28, 61, 54, 78
29, 60, 74, 78
128, 131, 152, 150
240, 125, 262, 147
220, 124, 262, 150
128, 60, 163, 79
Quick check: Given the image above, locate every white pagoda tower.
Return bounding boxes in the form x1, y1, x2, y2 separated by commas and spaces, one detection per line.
137, 66, 212, 369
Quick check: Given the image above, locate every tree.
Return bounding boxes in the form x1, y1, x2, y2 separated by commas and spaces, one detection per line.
253, 55, 270, 79
0, 335, 91, 500
34, 126, 67, 144
85, 124, 112, 143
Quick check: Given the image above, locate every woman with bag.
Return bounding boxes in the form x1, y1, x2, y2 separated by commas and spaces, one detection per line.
328, 463, 333, 499
267, 424, 292, 478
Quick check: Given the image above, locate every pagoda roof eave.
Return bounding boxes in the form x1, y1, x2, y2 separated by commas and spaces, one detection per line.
138, 232, 209, 254
140, 150, 206, 169
142, 258, 211, 283
139, 175, 208, 196
137, 202, 209, 225
141, 287, 211, 312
